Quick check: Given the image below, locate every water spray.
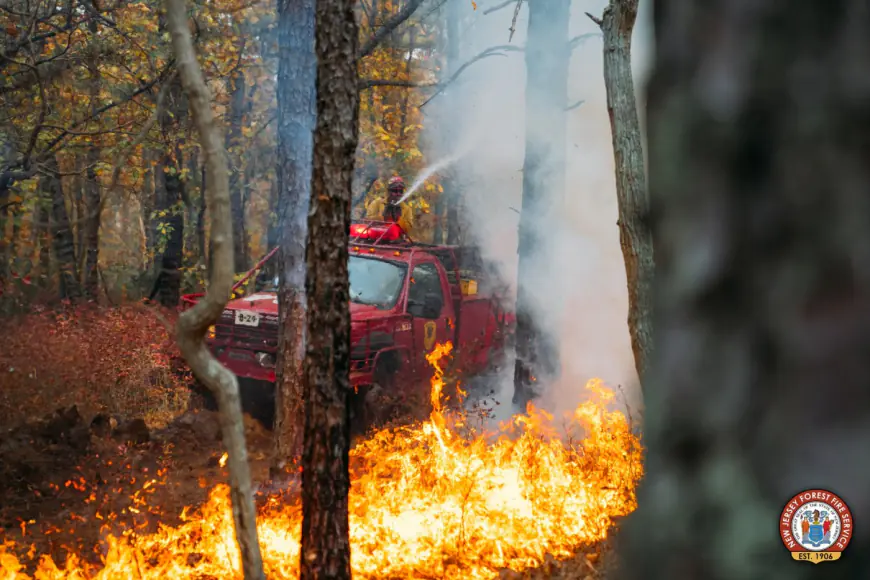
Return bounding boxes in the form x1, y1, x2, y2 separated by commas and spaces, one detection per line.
391, 137, 478, 206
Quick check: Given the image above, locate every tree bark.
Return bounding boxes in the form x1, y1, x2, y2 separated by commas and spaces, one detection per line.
142, 148, 156, 262
434, 0, 462, 245
34, 184, 51, 287
274, 0, 317, 466
165, 0, 265, 578
620, 1, 870, 579
83, 18, 102, 299
298, 0, 359, 575
198, 160, 207, 269
47, 156, 81, 300
151, 156, 185, 306
513, 0, 569, 404
226, 66, 249, 272
150, 71, 186, 307
591, 0, 653, 387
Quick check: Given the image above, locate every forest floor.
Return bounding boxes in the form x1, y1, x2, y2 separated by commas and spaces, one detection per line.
0, 306, 622, 579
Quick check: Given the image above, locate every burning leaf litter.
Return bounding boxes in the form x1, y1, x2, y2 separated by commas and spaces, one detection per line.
0, 342, 642, 579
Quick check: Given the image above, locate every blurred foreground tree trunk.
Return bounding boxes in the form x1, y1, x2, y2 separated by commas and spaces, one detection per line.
166, 0, 265, 577
513, 0, 569, 404
273, 0, 317, 466
589, 0, 653, 387
621, 1, 870, 579
298, 0, 359, 575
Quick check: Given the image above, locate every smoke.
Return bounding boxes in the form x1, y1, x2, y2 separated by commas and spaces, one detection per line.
425, 0, 652, 418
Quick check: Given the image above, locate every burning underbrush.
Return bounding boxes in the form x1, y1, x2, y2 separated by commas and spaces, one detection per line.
0, 343, 641, 579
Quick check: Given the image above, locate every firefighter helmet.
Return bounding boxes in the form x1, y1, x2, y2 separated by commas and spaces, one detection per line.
387, 175, 405, 191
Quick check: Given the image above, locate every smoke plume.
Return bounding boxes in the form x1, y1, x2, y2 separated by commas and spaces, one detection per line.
424, 0, 652, 418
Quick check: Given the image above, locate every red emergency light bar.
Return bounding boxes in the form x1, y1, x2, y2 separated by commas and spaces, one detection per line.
349, 221, 406, 243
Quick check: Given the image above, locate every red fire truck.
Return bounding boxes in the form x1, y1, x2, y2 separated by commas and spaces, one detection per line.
181, 220, 514, 419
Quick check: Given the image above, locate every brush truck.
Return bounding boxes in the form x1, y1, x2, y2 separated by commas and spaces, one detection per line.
181, 220, 514, 417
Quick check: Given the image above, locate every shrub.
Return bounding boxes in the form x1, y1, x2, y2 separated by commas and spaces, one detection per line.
0, 303, 194, 428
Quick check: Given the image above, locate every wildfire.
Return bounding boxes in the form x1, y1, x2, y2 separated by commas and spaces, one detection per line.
0, 342, 642, 579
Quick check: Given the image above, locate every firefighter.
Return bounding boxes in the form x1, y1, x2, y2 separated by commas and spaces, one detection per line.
365, 175, 415, 235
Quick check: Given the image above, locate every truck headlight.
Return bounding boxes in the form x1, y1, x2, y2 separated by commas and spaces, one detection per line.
255, 352, 275, 368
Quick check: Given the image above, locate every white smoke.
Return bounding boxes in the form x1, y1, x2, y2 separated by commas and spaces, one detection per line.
425, 0, 652, 418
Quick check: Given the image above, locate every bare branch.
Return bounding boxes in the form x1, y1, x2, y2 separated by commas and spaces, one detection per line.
420, 44, 524, 108
165, 0, 265, 579
483, 0, 515, 15
21, 60, 49, 166
39, 63, 176, 157
569, 32, 602, 49
586, 11, 604, 28
508, 0, 524, 42
24, 74, 177, 231
358, 0, 426, 59
358, 78, 437, 90
1, 62, 176, 200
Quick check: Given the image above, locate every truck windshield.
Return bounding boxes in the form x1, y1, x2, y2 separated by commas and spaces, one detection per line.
254, 271, 279, 292
349, 256, 407, 309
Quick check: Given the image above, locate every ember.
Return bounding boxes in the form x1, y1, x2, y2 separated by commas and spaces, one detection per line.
0, 343, 641, 579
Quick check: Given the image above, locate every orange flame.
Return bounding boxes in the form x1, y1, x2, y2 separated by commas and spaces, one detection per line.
0, 342, 642, 579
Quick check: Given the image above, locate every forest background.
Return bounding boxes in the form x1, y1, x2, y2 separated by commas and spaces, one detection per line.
0, 0, 650, 422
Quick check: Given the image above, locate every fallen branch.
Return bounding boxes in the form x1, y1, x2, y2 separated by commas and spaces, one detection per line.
165, 0, 265, 578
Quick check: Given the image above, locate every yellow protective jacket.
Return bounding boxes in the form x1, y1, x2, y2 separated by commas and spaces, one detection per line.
365, 197, 415, 236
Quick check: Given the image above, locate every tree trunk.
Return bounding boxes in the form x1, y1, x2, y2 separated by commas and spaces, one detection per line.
512, 0, 569, 404
299, 0, 358, 575
152, 152, 185, 306
273, 0, 317, 466
620, 1, 870, 579
166, 0, 265, 578
0, 201, 9, 295
198, 161, 207, 269
143, 148, 156, 261
34, 186, 51, 287
591, 0, 653, 387
83, 18, 102, 299
44, 156, 81, 300
151, 76, 186, 307
433, 0, 462, 245
443, 0, 463, 245
226, 67, 249, 272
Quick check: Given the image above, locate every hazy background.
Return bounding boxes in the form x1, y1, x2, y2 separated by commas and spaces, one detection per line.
428, 0, 653, 419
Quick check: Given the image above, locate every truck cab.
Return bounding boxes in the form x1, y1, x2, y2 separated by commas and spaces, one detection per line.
181, 220, 514, 404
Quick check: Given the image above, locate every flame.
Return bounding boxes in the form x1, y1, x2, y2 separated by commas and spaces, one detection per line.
0, 342, 642, 579
218, 453, 228, 468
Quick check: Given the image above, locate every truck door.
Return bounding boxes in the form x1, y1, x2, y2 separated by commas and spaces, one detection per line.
406, 260, 452, 373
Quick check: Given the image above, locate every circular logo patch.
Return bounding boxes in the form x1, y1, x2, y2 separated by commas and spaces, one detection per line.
780, 489, 853, 563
